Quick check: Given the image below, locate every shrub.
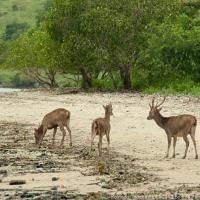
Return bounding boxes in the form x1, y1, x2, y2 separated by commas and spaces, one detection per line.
92, 79, 114, 91
11, 73, 35, 88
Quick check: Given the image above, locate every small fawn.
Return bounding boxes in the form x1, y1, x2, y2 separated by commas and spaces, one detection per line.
90, 103, 113, 156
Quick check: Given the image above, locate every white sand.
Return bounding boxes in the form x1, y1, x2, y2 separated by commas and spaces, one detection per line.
0, 91, 200, 195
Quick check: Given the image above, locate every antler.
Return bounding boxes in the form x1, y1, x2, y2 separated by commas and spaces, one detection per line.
149, 97, 155, 108
155, 96, 166, 108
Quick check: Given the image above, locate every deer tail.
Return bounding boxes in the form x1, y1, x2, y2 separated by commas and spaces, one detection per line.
91, 120, 98, 136
65, 111, 70, 127
193, 117, 197, 127
68, 111, 71, 120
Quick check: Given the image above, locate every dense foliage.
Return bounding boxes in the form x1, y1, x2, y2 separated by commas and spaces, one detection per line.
1, 0, 200, 93
3, 22, 29, 40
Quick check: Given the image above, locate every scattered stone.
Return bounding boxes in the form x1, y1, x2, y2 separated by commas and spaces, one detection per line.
40, 152, 46, 157
56, 88, 81, 95
118, 171, 124, 175
101, 182, 112, 189
0, 170, 8, 177
20, 191, 40, 198
51, 186, 57, 190
52, 177, 59, 181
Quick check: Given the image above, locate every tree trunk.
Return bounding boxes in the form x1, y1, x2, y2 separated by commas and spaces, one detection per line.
120, 65, 132, 90
45, 69, 58, 88
49, 75, 57, 88
80, 67, 92, 89
23, 68, 58, 88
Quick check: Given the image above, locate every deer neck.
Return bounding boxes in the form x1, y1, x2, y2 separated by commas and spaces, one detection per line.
153, 112, 166, 129
105, 112, 111, 122
38, 124, 44, 134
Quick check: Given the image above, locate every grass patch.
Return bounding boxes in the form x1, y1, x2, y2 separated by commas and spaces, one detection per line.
57, 74, 81, 88
143, 79, 200, 96
0, 0, 47, 38
92, 79, 114, 91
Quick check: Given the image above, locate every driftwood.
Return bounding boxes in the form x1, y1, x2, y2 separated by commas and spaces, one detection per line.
9, 180, 26, 185
55, 88, 81, 95
0, 170, 7, 176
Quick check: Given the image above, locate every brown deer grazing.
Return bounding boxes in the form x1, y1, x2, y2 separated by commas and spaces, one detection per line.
34, 108, 72, 147
147, 97, 198, 159
90, 103, 113, 156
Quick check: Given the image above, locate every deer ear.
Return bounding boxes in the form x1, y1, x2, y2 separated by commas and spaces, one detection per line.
157, 107, 162, 112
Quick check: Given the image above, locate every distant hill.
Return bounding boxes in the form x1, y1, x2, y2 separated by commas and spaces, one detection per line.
0, 0, 48, 39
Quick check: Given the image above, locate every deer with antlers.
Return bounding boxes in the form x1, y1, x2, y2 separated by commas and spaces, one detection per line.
90, 103, 113, 156
147, 97, 198, 159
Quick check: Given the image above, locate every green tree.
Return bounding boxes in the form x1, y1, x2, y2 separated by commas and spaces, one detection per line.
46, 0, 107, 89
5, 28, 62, 87
45, 0, 181, 90
0, 40, 8, 65
61, 33, 105, 89
137, 14, 200, 86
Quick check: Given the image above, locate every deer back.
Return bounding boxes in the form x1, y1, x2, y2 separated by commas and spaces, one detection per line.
93, 117, 111, 135
164, 114, 196, 135
42, 108, 70, 129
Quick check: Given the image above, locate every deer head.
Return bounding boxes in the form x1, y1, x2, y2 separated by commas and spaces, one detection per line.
34, 124, 43, 144
147, 96, 166, 120
103, 103, 113, 116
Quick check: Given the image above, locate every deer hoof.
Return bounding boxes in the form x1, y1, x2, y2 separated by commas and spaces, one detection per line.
195, 155, 198, 159
182, 156, 186, 159
172, 155, 175, 158
69, 143, 72, 147
164, 155, 169, 158
90, 148, 95, 152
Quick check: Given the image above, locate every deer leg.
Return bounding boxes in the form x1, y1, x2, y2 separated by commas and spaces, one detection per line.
165, 134, 171, 158
106, 133, 110, 154
66, 126, 72, 147
182, 135, 189, 159
51, 127, 57, 146
98, 135, 103, 157
172, 136, 177, 158
59, 126, 66, 147
190, 130, 198, 159
90, 132, 96, 155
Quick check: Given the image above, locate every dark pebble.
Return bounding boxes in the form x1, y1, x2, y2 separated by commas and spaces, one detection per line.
52, 177, 59, 181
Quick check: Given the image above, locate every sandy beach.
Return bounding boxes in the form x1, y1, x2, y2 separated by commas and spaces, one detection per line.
0, 90, 200, 199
